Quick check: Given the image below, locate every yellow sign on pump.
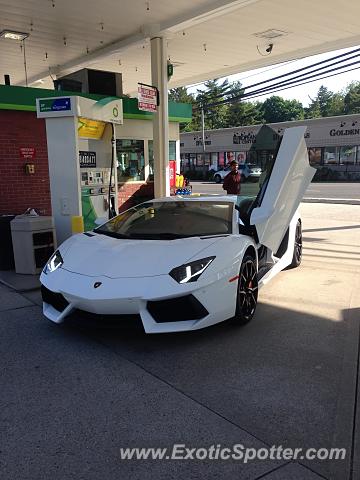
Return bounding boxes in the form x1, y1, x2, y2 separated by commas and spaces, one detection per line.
78, 117, 106, 139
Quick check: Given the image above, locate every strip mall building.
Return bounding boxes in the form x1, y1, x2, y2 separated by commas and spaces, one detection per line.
180, 114, 360, 181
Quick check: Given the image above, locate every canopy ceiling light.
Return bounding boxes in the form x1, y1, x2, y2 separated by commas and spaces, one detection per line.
0, 30, 29, 41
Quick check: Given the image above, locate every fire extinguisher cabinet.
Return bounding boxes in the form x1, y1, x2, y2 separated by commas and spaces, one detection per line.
10, 216, 55, 275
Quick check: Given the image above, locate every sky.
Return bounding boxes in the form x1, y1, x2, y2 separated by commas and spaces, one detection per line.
188, 45, 360, 107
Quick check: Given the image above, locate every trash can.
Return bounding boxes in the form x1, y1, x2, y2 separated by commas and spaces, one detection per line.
0, 215, 16, 270
10, 216, 55, 275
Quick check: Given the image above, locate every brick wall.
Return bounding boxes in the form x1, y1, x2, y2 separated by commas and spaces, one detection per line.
0, 110, 51, 215
0, 109, 155, 217
118, 182, 154, 212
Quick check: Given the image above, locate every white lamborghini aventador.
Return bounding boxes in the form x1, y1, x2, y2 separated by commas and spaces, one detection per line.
41, 126, 316, 333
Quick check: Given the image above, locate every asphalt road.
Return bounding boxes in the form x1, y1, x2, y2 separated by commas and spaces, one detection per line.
191, 181, 360, 201
1, 203, 360, 480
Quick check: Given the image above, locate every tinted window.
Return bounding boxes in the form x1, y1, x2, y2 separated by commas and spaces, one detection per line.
95, 201, 233, 239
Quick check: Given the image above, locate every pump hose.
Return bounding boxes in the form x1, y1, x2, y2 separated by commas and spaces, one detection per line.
108, 123, 116, 219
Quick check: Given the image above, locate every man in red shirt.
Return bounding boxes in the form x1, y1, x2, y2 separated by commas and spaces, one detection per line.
223, 160, 241, 195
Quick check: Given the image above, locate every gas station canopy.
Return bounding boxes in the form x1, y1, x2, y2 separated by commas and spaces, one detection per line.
1, 0, 360, 93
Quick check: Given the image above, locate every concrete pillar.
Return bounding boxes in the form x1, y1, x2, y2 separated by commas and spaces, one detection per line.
151, 36, 170, 197
45, 116, 81, 244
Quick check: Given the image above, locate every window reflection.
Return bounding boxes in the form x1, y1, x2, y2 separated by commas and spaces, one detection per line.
117, 139, 145, 182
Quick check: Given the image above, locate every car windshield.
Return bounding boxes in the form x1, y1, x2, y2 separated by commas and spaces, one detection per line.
95, 201, 233, 239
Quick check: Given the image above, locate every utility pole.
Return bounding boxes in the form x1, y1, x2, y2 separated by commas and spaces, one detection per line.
201, 106, 206, 179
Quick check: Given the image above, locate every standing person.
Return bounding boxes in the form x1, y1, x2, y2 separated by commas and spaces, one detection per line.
223, 160, 241, 195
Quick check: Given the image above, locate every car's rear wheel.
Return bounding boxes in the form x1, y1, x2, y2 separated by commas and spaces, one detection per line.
233, 254, 258, 325
288, 219, 302, 268
214, 174, 222, 183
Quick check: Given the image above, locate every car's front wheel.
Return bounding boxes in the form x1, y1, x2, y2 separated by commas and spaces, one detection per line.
233, 254, 258, 325
214, 174, 222, 183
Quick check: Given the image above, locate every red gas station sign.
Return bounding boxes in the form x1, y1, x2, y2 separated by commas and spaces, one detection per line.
137, 84, 158, 113
19, 147, 36, 159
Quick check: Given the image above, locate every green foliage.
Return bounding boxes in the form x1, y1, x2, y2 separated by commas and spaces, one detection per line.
169, 79, 356, 132
261, 96, 304, 123
344, 81, 360, 114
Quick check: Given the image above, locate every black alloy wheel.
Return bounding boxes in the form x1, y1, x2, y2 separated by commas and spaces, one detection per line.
234, 254, 258, 325
289, 219, 302, 268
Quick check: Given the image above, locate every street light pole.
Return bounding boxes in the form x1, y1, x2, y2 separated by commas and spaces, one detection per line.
201, 106, 206, 179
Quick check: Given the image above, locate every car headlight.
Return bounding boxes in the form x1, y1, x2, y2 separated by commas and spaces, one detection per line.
169, 256, 215, 284
43, 250, 63, 274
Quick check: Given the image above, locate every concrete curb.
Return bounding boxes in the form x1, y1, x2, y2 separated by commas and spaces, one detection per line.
302, 198, 360, 205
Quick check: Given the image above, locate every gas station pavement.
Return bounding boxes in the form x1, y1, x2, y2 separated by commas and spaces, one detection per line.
0, 203, 359, 480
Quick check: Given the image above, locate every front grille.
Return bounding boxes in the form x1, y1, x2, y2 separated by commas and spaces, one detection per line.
67, 309, 144, 330
147, 295, 208, 323
41, 285, 69, 312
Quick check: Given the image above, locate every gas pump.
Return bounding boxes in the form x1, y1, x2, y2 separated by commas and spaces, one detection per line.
78, 121, 117, 230
36, 96, 123, 244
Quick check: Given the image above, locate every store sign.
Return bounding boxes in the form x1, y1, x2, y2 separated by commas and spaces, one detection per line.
79, 151, 96, 168
330, 127, 360, 137
78, 117, 106, 139
19, 147, 36, 159
233, 132, 257, 145
39, 97, 71, 113
138, 84, 158, 112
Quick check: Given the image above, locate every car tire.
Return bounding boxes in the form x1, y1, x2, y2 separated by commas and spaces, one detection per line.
288, 219, 302, 269
214, 174, 222, 183
233, 254, 258, 325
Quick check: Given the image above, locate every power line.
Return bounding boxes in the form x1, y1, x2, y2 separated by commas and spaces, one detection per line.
195, 46, 360, 104
200, 64, 360, 109
203, 57, 360, 108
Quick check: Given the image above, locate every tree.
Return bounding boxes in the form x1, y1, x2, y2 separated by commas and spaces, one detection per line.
316, 86, 334, 117
168, 87, 197, 132
169, 87, 194, 104
305, 99, 322, 119
223, 81, 262, 127
344, 81, 360, 114
196, 79, 231, 130
261, 96, 304, 123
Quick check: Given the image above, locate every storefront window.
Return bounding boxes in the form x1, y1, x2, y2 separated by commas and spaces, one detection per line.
210, 152, 218, 171
169, 140, 176, 161
218, 152, 225, 167
196, 153, 204, 166
247, 150, 258, 165
323, 146, 339, 165
148, 140, 177, 180
117, 139, 145, 182
189, 153, 196, 170
236, 152, 247, 164
339, 146, 357, 165
308, 147, 322, 166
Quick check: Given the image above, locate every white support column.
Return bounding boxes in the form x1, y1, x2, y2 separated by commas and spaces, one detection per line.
45, 116, 81, 244
151, 36, 170, 198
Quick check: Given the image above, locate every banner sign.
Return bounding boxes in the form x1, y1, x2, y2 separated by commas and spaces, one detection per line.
138, 84, 158, 113
79, 151, 96, 168
78, 117, 106, 139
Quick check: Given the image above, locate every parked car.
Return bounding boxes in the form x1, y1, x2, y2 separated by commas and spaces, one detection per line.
213, 163, 262, 183
40, 126, 315, 333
